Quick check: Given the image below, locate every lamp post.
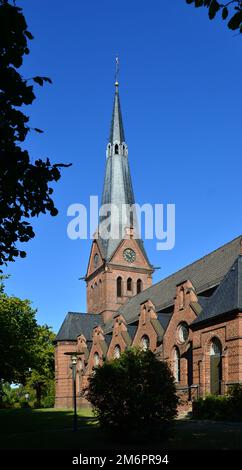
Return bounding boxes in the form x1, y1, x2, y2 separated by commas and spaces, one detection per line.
64, 351, 83, 432
71, 354, 78, 432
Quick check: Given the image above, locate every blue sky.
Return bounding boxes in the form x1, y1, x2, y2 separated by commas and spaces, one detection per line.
3, 0, 242, 333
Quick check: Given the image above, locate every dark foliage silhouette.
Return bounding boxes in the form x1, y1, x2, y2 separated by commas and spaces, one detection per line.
0, 1, 70, 267
84, 348, 178, 440
186, 0, 242, 33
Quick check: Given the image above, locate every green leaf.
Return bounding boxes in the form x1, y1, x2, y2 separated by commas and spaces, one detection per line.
227, 11, 242, 31
33, 76, 44, 86
42, 77, 52, 84
222, 7, 228, 21
208, 0, 220, 20
33, 76, 52, 86
33, 128, 44, 133
50, 208, 58, 216
195, 0, 204, 7
25, 30, 34, 40
204, 0, 211, 6
186, 0, 195, 4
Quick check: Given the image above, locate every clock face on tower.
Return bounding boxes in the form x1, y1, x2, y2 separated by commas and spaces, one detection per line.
123, 248, 136, 263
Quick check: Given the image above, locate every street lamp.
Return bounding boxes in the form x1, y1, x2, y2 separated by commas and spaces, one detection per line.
64, 351, 84, 432
71, 354, 78, 432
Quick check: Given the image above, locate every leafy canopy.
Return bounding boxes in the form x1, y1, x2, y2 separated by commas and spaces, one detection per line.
186, 1, 242, 33
0, 276, 55, 388
23, 324, 56, 408
0, 275, 38, 383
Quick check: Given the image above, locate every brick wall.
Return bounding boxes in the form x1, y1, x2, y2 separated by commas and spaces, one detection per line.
55, 341, 77, 408
86, 238, 153, 323
192, 314, 242, 396
55, 271, 242, 411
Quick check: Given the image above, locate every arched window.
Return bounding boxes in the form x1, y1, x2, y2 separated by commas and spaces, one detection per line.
210, 338, 222, 356
173, 347, 180, 382
122, 144, 126, 154
137, 279, 142, 294
187, 342, 193, 397
141, 335, 150, 351
210, 338, 222, 395
127, 277, 132, 292
114, 345, 121, 359
115, 144, 119, 154
94, 282, 98, 304
94, 352, 100, 367
117, 277, 122, 297
179, 287, 185, 309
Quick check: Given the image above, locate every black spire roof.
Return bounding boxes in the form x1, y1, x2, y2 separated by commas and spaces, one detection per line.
98, 82, 151, 264
109, 84, 125, 144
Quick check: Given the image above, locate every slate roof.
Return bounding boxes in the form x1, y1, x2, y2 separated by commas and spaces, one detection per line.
157, 312, 172, 330
109, 85, 125, 144
104, 332, 112, 346
55, 312, 102, 342
104, 235, 242, 330
192, 255, 242, 326
127, 324, 138, 341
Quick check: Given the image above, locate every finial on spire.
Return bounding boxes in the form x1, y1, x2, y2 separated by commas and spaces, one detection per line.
115, 56, 119, 89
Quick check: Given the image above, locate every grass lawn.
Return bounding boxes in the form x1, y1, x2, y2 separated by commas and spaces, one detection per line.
0, 408, 242, 450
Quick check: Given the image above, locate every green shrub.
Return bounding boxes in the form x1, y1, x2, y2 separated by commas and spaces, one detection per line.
193, 395, 229, 420
1, 383, 21, 409
0, 380, 55, 409
193, 385, 242, 421
227, 384, 242, 420
40, 381, 55, 408
84, 348, 178, 441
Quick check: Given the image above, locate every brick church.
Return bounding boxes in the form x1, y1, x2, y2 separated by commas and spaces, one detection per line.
55, 79, 242, 409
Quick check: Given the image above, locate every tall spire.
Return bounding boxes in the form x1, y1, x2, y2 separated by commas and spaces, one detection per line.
98, 71, 135, 260
98, 68, 150, 266
109, 81, 125, 144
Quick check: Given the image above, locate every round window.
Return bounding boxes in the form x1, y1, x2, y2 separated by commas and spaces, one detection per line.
178, 323, 189, 343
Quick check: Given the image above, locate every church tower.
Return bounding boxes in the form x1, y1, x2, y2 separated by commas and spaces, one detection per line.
85, 76, 153, 323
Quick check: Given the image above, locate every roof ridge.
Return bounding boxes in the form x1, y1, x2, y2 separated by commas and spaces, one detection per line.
67, 311, 85, 315
237, 256, 242, 308
67, 311, 99, 316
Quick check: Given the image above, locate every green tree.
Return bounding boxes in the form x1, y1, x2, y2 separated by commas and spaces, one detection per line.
24, 325, 56, 408
0, 0, 70, 268
0, 278, 56, 408
186, 1, 242, 33
0, 275, 38, 385
84, 348, 178, 439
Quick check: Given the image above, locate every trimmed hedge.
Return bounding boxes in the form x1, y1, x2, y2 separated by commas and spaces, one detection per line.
193, 384, 242, 421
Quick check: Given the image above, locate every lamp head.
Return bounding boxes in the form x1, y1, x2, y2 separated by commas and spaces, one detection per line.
71, 354, 77, 365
